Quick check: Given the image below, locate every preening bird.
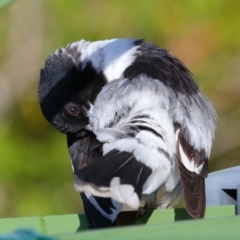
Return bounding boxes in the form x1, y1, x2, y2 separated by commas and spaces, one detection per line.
38, 38, 216, 228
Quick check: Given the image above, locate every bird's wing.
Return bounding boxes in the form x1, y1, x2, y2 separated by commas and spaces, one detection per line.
67, 131, 102, 171
75, 149, 152, 209
67, 132, 122, 228
176, 126, 208, 219
122, 42, 216, 218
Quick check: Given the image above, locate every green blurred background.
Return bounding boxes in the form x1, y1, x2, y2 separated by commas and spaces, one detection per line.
0, 0, 240, 218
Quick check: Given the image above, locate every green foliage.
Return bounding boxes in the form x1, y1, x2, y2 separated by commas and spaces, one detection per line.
0, 0, 240, 218
0, 0, 14, 9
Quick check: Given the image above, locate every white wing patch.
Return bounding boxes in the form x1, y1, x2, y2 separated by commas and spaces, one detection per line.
110, 177, 140, 209
176, 129, 204, 175
74, 179, 111, 198
74, 177, 141, 209
178, 143, 204, 174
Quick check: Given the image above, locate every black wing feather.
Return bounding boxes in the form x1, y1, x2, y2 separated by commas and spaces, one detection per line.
67, 131, 102, 171
76, 149, 152, 200
80, 193, 118, 229
67, 131, 120, 229
177, 131, 208, 218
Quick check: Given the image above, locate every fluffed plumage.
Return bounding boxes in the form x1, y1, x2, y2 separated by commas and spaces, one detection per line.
38, 38, 216, 227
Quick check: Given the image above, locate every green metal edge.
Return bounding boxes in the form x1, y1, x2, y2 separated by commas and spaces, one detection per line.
0, 205, 237, 236
138, 205, 236, 225
0, 214, 83, 235
58, 216, 240, 240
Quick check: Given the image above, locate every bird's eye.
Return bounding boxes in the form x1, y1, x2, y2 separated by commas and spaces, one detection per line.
65, 104, 79, 117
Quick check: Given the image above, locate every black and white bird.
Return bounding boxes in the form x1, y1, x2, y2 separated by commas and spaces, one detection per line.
38, 38, 216, 228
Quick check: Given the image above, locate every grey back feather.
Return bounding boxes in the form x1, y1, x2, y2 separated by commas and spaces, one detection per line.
92, 74, 216, 157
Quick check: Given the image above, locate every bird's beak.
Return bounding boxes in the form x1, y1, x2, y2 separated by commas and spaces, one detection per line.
83, 124, 93, 132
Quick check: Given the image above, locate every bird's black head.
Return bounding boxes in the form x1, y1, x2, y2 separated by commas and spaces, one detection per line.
38, 46, 107, 135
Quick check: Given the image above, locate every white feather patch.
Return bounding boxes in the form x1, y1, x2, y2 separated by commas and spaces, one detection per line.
110, 177, 140, 209
119, 184, 139, 208
178, 142, 204, 174
74, 179, 111, 198
142, 167, 169, 194
67, 38, 138, 82
164, 163, 180, 192
75, 177, 141, 209
110, 177, 125, 203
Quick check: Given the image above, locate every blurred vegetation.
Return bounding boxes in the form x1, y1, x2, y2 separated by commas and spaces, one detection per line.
0, 0, 240, 218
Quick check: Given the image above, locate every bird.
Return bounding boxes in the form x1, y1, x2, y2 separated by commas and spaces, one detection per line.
38, 38, 217, 228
